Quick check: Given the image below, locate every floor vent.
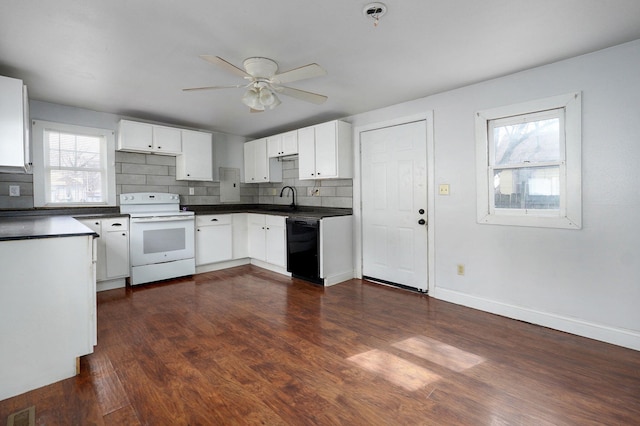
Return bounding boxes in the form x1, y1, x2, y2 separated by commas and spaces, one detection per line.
6, 405, 35, 426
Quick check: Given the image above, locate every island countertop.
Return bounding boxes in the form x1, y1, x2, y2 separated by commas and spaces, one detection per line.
0, 216, 98, 241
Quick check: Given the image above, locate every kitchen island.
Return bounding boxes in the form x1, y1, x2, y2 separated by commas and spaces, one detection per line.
0, 216, 97, 401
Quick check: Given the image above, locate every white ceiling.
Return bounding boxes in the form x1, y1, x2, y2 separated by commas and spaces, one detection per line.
2, 1, 640, 139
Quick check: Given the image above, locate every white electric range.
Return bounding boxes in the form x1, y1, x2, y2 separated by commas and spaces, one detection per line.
120, 192, 195, 285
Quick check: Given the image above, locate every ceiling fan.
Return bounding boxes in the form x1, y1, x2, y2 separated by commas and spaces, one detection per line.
183, 55, 328, 112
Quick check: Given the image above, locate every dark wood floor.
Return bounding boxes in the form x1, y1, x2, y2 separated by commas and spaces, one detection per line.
2, 265, 640, 425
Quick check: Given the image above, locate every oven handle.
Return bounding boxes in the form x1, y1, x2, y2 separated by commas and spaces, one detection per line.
130, 216, 195, 223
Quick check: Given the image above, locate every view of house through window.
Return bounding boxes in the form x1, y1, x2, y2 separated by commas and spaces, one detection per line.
475, 92, 581, 229
44, 130, 106, 203
489, 109, 562, 211
32, 120, 116, 207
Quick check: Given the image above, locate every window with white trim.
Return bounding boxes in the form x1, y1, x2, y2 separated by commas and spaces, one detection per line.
476, 92, 581, 229
33, 120, 116, 207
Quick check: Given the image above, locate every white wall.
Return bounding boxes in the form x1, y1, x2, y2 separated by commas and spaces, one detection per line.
349, 40, 640, 350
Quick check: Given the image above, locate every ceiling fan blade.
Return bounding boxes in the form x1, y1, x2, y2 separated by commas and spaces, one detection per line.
275, 86, 328, 105
271, 63, 326, 84
199, 55, 250, 78
182, 84, 245, 92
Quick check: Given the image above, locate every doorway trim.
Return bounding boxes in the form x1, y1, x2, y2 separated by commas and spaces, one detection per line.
353, 112, 436, 292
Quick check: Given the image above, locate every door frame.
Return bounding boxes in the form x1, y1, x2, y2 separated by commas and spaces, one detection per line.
353, 112, 436, 292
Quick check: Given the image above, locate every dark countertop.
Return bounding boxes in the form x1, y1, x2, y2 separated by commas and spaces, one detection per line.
0, 206, 122, 218
0, 204, 351, 240
0, 216, 99, 241
184, 204, 352, 219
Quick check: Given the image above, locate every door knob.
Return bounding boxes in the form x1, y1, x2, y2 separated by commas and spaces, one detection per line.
418, 209, 425, 215
418, 219, 426, 225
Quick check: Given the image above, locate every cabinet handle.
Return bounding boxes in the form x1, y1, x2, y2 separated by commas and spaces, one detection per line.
187, 174, 190, 176
94, 221, 99, 225
122, 233, 126, 236
148, 145, 152, 148
157, 146, 162, 149
111, 223, 122, 227
197, 229, 200, 231
211, 218, 218, 221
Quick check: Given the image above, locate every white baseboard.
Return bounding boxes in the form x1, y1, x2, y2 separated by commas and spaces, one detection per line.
249, 258, 291, 276
323, 270, 355, 287
431, 287, 640, 351
96, 278, 126, 292
196, 258, 250, 274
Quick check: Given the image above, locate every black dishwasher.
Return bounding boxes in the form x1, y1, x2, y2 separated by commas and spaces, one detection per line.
286, 217, 322, 284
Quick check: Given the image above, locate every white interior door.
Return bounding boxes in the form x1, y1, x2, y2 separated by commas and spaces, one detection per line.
361, 120, 428, 291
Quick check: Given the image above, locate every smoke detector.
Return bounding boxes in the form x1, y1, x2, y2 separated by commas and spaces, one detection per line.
363, 2, 387, 26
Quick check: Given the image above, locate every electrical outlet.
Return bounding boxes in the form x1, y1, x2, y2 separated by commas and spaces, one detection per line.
457, 264, 465, 276
308, 187, 320, 197
439, 184, 450, 195
188, 187, 195, 195
9, 185, 20, 197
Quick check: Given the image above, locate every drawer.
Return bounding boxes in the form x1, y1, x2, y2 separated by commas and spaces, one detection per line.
103, 217, 129, 231
196, 214, 232, 227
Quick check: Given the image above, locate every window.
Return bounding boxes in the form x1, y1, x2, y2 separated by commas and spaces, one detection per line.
476, 92, 581, 229
33, 120, 116, 207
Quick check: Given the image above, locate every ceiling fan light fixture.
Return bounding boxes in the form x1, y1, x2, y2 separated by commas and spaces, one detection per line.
241, 87, 261, 109
259, 86, 276, 106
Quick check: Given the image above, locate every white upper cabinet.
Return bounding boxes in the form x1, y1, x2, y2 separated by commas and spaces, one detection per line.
244, 138, 282, 183
117, 119, 182, 155
267, 130, 298, 157
0, 75, 30, 172
176, 129, 213, 181
298, 120, 352, 180
244, 138, 267, 183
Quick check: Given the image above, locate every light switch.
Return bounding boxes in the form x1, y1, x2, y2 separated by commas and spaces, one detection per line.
439, 184, 450, 195
9, 185, 20, 197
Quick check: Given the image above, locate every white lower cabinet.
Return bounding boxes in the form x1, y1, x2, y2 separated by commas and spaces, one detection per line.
195, 214, 233, 265
247, 214, 286, 268
78, 217, 129, 291
232, 213, 248, 259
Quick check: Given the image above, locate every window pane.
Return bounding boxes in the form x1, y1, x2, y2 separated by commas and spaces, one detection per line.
494, 167, 560, 210
493, 117, 560, 165
49, 170, 103, 203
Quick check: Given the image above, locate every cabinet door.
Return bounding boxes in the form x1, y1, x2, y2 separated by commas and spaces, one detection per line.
266, 134, 282, 158
196, 224, 232, 265
313, 121, 338, 178
105, 230, 129, 278
244, 141, 256, 182
280, 130, 298, 156
177, 130, 212, 181
103, 218, 129, 279
253, 138, 269, 182
152, 125, 182, 154
118, 120, 153, 152
265, 216, 286, 267
247, 214, 266, 261
297, 126, 316, 179
0, 76, 26, 169
232, 213, 248, 259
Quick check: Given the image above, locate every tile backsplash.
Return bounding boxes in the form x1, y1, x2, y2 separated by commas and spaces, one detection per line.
0, 152, 352, 209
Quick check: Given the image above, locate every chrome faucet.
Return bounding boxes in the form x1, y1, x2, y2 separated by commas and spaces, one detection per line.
279, 186, 296, 209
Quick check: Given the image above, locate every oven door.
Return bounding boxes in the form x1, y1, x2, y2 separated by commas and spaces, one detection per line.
129, 216, 195, 266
